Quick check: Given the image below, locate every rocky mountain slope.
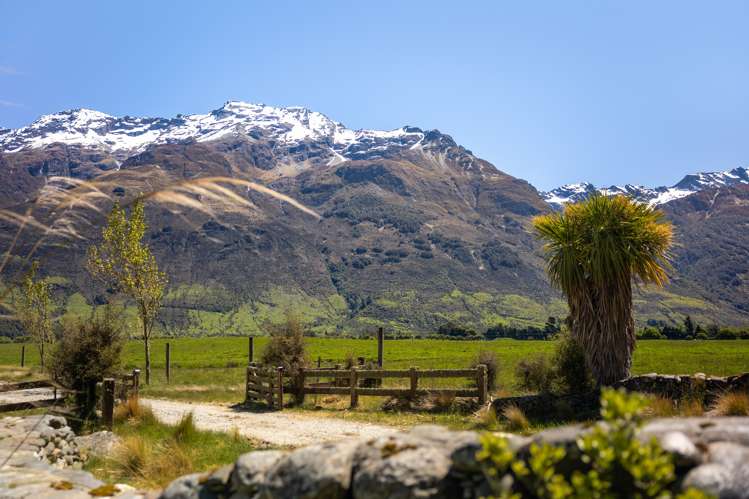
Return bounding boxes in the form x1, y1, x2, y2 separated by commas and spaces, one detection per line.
1, 103, 747, 335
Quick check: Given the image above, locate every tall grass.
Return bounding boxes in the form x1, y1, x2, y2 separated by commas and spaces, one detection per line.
91, 404, 253, 488
710, 392, 749, 416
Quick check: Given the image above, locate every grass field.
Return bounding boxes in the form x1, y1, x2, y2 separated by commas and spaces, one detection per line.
3, 337, 747, 402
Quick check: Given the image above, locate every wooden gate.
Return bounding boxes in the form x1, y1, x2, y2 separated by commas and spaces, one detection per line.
245, 364, 284, 410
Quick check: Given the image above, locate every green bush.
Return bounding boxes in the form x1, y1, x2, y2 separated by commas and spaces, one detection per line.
477, 389, 711, 498
48, 308, 125, 418
515, 355, 555, 393
515, 335, 593, 395
552, 333, 594, 394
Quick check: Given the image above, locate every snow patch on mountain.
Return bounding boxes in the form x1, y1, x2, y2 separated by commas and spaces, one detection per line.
542, 167, 749, 208
0, 101, 425, 160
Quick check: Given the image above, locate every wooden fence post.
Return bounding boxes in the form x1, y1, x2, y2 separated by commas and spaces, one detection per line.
350, 368, 359, 408
245, 366, 251, 404
248, 336, 254, 364
477, 364, 488, 405
103, 378, 115, 430
165, 342, 171, 384
132, 369, 141, 397
20, 345, 25, 367
377, 327, 384, 367
267, 368, 275, 409
409, 367, 418, 399
277, 367, 284, 411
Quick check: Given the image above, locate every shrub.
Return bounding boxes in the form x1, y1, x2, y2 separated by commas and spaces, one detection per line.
48, 308, 125, 418
515, 355, 555, 393
501, 405, 529, 432
552, 333, 594, 394
477, 389, 710, 498
471, 350, 499, 392
710, 392, 749, 416
261, 312, 308, 403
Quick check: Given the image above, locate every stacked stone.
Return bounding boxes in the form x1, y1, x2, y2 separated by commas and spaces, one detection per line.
34, 416, 85, 469
161, 418, 749, 499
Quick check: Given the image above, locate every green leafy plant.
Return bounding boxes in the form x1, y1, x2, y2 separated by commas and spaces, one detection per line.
478, 388, 711, 498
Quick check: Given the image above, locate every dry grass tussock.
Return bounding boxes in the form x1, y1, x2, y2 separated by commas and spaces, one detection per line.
111, 436, 193, 488
710, 392, 749, 416
113, 397, 157, 425
0, 173, 319, 318
501, 404, 530, 432
645, 396, 705, 418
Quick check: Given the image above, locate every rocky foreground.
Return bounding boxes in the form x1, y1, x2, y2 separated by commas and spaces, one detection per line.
1, 415, 748, 498
161, 417, 749, 499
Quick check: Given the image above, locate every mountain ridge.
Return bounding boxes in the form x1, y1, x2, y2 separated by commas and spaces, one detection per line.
542, 167, 749, 208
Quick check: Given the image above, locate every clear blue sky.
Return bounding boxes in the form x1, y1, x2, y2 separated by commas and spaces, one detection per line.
1, 1, 748, 190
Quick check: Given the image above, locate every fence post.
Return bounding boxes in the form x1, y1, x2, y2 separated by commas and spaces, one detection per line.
102, 378, 115, 430
277, 367, 284, 411
350, 368, 359, 408
132, 369, 141, 398
477, 364, 488, 405
165, 342, 171, 384
20, 345, 25, 367
267, 369, 274, 409
377, 327, 384, 367
409, 367, 418, 398
245, 366, 251, 404
248, 336, 254, 365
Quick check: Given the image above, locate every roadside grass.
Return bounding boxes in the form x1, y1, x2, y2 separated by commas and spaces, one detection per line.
85, 402, 254, 489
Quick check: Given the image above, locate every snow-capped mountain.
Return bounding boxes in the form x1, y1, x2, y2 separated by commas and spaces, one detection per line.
542, 167, 749, 208
0, 101, 427, 162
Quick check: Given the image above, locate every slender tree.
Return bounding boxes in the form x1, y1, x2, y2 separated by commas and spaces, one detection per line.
533, 195, 672, 385
16, 262, 53, 369
88, 200, 167, 384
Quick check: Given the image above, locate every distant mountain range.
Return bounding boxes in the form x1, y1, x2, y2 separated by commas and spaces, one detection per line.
542, 167, 749, 208
1, 102, 748, 335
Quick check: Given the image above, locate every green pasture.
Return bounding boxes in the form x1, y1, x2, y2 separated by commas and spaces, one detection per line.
3, 338, 747, 402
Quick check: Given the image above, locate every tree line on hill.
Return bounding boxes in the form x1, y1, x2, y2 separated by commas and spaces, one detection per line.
435, 315, 749, 340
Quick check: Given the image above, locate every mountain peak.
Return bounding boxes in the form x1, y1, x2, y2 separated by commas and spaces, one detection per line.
542, 167, 749, 208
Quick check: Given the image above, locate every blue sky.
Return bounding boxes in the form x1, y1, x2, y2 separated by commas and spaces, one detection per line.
1, 1, 748, 190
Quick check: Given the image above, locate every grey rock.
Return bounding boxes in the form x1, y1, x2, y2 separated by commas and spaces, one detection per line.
262, 440, 359, 499
683, 463, 740, 498
353, 434, 453, 499
659, 431, 703, 467
707, 442, 749, 468
75, 431, 120, 457
160, 473, 207, 499
230, 450, 286, 496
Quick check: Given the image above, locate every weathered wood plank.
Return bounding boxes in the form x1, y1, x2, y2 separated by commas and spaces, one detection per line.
0, 380, 57, 393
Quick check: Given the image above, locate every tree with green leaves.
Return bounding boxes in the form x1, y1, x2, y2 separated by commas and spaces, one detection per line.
16, 262, 53, 370
533, 195, 673, 386
88, 200, 167, 384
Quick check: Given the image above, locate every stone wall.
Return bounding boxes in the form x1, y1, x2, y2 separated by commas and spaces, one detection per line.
492, 372, 749, 421
614, 372, 749, 404
160, 417, 749, 499
0, 415, 137, 498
